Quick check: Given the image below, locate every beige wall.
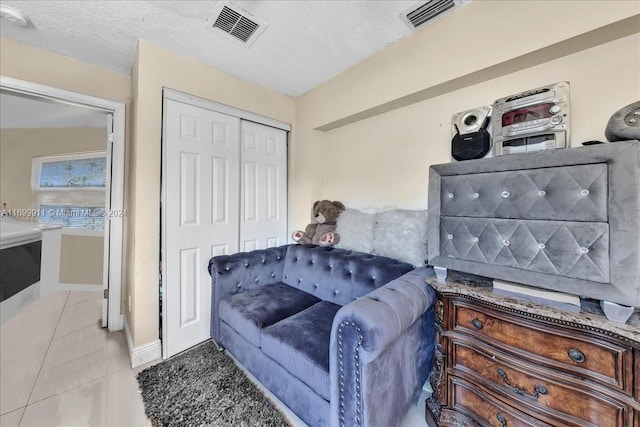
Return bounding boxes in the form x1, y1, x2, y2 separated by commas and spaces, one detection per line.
322, 34, 640, 209
294, 1, 640, 222
0, 128, 106, 213
0, 38, 131, 104
0, 127, 107, 285
60, 235, 104, 285
128, 40, 296, 347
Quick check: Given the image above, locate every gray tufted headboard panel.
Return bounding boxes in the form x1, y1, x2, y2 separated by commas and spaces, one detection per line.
427, 140, 640, 307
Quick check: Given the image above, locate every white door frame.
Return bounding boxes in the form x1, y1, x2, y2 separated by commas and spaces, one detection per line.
0, 75, 126, 332
163, 89, 291, 132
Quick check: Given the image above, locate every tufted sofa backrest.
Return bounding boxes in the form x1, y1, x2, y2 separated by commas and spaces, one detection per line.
209, 245, 289, 292
282, 245, 414, 305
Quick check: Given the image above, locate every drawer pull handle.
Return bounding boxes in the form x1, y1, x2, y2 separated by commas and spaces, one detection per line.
496, 413, 507, 427
497, 368, 548, 400
471, 319, 483, 330
568, 348, 586, 363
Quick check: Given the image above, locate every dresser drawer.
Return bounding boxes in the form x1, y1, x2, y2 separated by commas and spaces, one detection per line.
448, 376, 554, 427
438, 163, 608, 222
439, 217, 610, 283
452, 299, 633, 393
451, 339, 632, 427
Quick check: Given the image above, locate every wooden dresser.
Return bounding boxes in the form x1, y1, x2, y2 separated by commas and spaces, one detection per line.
425, 274, 640, 427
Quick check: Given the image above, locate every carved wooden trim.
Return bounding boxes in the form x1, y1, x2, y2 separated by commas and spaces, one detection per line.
439, 291, 639, 346
436, 298, 445, 324
426, 395, 441, 420
440, 409, 476, 427
433, 350, 445, 402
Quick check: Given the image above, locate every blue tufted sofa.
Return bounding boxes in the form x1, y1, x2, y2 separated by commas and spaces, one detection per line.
208, 244, 436, 427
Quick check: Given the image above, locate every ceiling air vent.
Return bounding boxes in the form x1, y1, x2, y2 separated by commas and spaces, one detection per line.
207, 1, 267, 47
401, 0, 467, 30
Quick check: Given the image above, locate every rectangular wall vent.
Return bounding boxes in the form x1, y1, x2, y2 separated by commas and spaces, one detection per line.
402, 0, 466, 30
207, 1, 267, 47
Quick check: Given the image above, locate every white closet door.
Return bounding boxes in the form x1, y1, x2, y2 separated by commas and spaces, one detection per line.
239, 121, 288, 251
163, 99, 240, 357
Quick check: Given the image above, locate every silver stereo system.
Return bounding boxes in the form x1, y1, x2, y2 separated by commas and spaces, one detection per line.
492, 81, 570, 156
450, 105, 492, 161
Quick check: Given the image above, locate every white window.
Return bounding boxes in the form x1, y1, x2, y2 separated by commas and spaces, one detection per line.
32, 152, 107, 230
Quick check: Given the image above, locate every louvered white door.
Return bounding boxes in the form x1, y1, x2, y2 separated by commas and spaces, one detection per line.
239, 121, 288, 251
163, 99, 240, 357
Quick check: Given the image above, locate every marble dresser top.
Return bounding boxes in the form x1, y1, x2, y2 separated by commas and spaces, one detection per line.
426, 271, 640, 345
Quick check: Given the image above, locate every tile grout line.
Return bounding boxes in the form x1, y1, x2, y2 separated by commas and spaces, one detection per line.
64, 292, 101, 309
12, 407, 27, 425
23, 350, 121, 407
18, 291, 70, 427
49, 294, 104, 341
25, 339, 125, 406
38, 297, 110, 372
38, 325, 105, 374
47, 314, 103, 346
0, 407, 25, 421
18, 295, 131, 412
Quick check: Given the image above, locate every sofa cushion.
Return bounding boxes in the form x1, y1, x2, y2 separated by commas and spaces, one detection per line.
282, 245, 414, 305
262, 301, 341, 400
219, 283, 320, 347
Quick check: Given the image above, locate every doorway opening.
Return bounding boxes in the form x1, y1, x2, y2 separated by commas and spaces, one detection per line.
0, 76, 125, 331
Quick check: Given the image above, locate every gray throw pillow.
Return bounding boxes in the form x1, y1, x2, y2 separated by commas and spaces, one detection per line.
372, 209, 428, 267
335, 208, 376, 253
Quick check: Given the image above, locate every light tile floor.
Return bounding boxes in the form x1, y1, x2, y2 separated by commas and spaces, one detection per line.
0, 291, 149, 427
0, 291, 428, 427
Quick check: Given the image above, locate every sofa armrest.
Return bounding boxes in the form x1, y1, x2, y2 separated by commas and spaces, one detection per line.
209, 245, 289, 341
329, 267, 436, 427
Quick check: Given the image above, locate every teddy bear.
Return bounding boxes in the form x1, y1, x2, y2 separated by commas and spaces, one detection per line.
292, 200, 345, 247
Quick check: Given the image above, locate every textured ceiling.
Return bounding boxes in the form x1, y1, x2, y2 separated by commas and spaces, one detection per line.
0, 0, 422, 97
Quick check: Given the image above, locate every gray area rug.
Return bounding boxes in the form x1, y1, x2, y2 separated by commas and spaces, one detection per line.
137, 340, 292, 427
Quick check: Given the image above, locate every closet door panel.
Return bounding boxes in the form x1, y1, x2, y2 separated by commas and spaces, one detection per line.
163, 99, 240, 357
239, 121, 287, 251
163, 93, 288, 358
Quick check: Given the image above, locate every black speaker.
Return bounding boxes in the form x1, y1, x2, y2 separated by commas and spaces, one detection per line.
605, 101, 640, 142
451, 106, 492, 161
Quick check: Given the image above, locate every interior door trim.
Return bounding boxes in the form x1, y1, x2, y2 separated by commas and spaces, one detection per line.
0, 75, 126, 332
163, 88, 291, 132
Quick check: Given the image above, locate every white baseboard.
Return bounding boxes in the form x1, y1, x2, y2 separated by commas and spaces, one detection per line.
130, 340, 162, 369
123, 315, 162, 368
